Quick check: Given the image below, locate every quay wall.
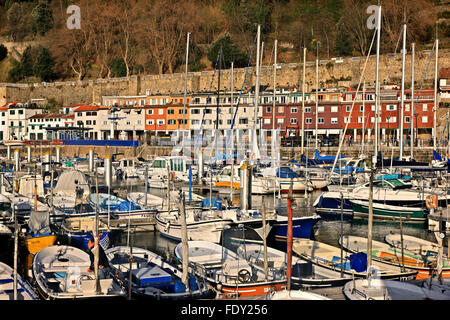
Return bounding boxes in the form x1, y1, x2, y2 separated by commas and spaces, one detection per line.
1, 49, 449, 107
0, 144, 441, 164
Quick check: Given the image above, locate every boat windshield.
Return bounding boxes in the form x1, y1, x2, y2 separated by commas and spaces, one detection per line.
152, 160, 166, 168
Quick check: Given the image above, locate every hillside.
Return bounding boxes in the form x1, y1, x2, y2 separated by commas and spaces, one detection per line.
0, 0, 448, 83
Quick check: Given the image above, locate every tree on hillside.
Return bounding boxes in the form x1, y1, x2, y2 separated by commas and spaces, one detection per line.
20, 46, 37, 78
207, 33, 248, 68
0, 45, 7, 62
110, 58, 127, 77
31, 0, 54, 36
33, 47, 54, 81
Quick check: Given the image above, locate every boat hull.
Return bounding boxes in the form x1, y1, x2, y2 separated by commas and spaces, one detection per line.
270, 216, 320, 241
220, 281, 287, 298
350, 200, 427, 223
24, 234, 57, 255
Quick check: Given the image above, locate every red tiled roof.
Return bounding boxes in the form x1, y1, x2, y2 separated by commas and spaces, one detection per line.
73, 105, 100, 112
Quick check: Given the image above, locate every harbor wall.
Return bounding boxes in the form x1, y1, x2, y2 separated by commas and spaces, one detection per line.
1, 49, 449, 107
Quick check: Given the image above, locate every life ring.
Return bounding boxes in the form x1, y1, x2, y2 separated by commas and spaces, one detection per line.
425, 195, 438, 209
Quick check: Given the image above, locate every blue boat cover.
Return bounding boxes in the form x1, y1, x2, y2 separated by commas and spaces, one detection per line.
276, 167, 298, 179
348, 252, 367, 272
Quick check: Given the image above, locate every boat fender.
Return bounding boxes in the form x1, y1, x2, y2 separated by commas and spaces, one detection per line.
425, 195, 438, 209
165, 222, 170, 232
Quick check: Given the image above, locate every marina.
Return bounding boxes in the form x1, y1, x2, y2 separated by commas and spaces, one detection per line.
0, 1, 449, 306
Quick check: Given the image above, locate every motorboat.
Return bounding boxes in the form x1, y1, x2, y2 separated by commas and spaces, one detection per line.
32, 245, 125, 299
105, 246, 213, 299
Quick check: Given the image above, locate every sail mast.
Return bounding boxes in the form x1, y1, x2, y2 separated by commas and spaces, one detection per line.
399, 23, 406, 159
433, 26, 439, 150
301, 47, 306, 155
368, 4, 382, 276
411, 43, 415, 160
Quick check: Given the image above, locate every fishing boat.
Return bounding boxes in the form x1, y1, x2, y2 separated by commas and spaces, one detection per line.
214, 165, 278, 194
155, 209, 235, 243
293, 239, 417, 281
0, 262, 39, 300
32, 245, 125, 299
313, 178, 442, 217
105, 246, 213, 299
127, 191, 203, 210
51, 169, 91, 214
385, 233, 446, 257
343, 278, 450, 300
59, 216, 119, 251
235, 243, 353, 288
349, 199, 428, 223
339, 235, 450, 280
24, 210, 57, 255
174, 241, 286, 297
87, 193, 154, 219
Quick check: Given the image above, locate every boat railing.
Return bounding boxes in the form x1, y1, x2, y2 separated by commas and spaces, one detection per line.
351, 287, 376, 300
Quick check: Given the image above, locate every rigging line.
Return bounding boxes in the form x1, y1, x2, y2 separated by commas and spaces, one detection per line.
400, 41, 435, 153
224, 34, 258, 150
193, 53, 221, 152
328, 27, 378, 181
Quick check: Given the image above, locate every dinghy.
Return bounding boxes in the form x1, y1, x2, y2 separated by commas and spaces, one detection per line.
235, 243, 353, 288
384, 233, 446, 257
175, 241, 286, 297
340, 235, 450, 280
343, 278, 450, 300
32, 245, 125, 299
0, 262, 38, 300
105, 246, 213, 299
293, 239, 417, 281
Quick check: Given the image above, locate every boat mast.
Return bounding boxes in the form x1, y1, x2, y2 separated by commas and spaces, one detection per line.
183, 32, 190, 135
374, 5, 381, 167
433, 26, 439, 151
253, 24, 261, 136
301, 47, 306, 155
411, 42, 415, 160
367, 4, 382, 277
362, 80, 366, 154
315, 43, 319, 151
272, 39, 278, 210
399, 23, 406, 160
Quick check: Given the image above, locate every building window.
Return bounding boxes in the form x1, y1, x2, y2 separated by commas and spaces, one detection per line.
278, 107, 284, 113
264, 118, 271, 124
346, 105, 351, 112
147, 119, 154, 125
331, 118, 338, 124
317, 106, 324, 113
291, 107, 298, 113
386, 105, 396, 111
290, 118, 297, 125
331, 106, 338, 113
239, 118, 248, 125
277, 118, 284, 124
422, 116, 428, 123
158, 109, 164, 115
422, 104, 428, 112
191, 109, 200, 114
405, 116, 410, 123
305, 118, 312, 124
405, 104, 410, 112
305, 107, 311, 113
318, 118, 324, 124
358, 116, 363, 123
